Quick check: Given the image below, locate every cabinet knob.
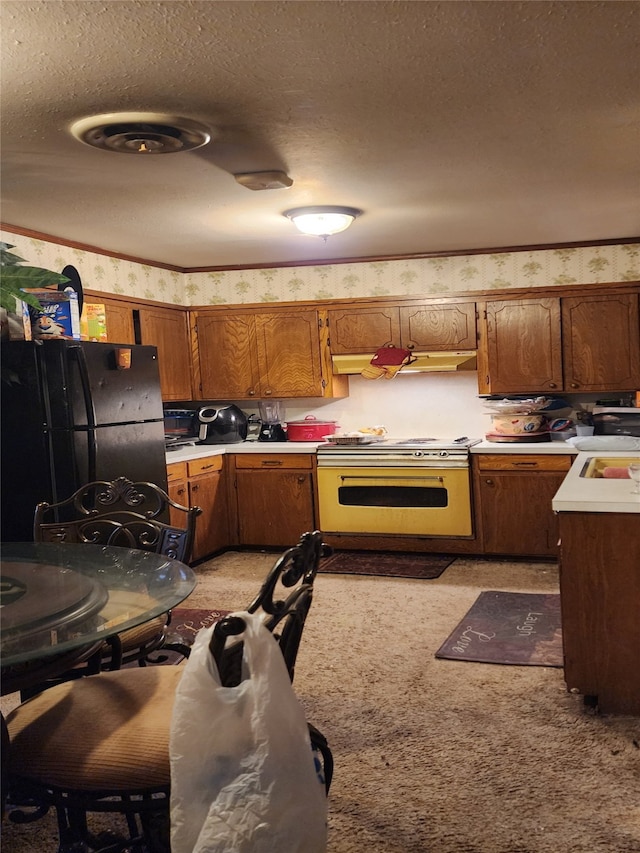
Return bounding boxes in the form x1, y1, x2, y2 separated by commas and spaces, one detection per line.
406, 343, 415, 350
548, 382, 558, 389
485, 478, 494, 485
191, 484, 199, 492
248, 390, 256, 396
570, 382, 579, 389
297, 475, 305, 483
264, 389, 272, 396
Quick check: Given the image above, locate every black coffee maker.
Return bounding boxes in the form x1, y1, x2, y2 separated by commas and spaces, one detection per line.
258, 401, 287, 442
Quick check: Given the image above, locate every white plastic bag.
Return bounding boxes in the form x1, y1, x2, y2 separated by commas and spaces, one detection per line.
169, 611, 327, 853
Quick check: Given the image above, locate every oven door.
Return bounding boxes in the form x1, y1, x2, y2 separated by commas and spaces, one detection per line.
317, 466, 473, 536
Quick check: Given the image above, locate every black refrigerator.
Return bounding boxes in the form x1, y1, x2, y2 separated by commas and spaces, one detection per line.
1, 340, 168, 542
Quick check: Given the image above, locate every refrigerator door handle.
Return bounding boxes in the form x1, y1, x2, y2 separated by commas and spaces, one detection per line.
69, 345, 98, 480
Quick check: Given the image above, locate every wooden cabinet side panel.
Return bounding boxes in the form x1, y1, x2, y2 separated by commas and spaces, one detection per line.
400, 302, 477, 350
255, 311, 322, 397
139, 307, 192, 400
327, 306, 401, 354
562, 293, 640, 391
485, 299, 563, 393
558, 512, 640, 713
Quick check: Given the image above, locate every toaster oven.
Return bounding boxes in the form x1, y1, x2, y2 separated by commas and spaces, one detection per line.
163, 408, 200, 447
592, 407, 640, 437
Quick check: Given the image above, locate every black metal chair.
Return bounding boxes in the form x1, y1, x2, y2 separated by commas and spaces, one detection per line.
5, 530, 333, 853
31, 476, 202, 677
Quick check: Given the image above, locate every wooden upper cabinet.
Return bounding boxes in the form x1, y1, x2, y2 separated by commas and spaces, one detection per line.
328, 301, 477, 354
195, 312, 258, 399
328, 306, 401, 353
193, 308, 347, 400
101, 300, 136, 345
254, 311, 323, 397
400, 303, 477, 350
84, 294, 192, 400
479, 298, 563, 394
479, 289, 640, 395
138, 306, 192, 401
562, 293, 640, 392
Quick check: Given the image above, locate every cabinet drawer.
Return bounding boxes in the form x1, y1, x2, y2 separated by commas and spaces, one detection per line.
188, 455, 224, 476
166, 462, 188, 482
476, 454, 573, 472
234, 454, 314, 470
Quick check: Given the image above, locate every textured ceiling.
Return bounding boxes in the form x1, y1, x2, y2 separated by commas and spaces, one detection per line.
1, 0, 639, 269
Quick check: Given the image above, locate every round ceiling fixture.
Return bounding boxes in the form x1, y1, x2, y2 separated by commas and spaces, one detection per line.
284, 206, 362, 239
70, 112, 211, 154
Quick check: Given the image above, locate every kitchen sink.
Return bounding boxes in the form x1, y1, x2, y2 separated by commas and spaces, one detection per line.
580, 456, 637, 478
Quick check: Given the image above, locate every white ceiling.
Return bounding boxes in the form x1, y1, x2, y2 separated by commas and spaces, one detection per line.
1, 0, 639, 270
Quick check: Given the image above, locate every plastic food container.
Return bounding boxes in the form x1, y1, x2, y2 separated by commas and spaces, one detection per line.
285, 416, 340, 441
550, 430, 575, 442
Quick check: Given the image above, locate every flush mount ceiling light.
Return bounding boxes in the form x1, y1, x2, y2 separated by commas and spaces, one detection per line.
70, 112, 211, 154
284, 206, 362, 239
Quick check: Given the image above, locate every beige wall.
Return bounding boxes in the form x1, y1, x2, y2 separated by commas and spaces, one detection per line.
3, 229, 638, 306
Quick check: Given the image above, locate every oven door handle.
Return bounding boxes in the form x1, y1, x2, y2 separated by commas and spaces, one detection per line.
339, 474, 444, 483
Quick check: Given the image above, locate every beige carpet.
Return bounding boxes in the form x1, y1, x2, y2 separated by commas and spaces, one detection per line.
3, 551, 640, 853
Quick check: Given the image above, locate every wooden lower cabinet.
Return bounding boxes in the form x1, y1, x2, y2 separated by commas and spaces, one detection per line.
558, 512, 640, 714
167, 457, 229, 561
473, 454, 572, 557
231, 454, 316, 548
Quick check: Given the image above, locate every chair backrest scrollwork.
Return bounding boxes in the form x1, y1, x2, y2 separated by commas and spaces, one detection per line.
209, 530, 332, 686
33, 476, 202, 563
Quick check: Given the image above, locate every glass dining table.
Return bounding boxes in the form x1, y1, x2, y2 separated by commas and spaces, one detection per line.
0, 541, 196, 696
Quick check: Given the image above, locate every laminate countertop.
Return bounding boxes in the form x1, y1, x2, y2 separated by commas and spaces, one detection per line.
551, 451, 640, 514
166, 441, 325, 464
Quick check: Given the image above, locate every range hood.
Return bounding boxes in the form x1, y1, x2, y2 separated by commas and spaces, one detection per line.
332, 351, 477, 375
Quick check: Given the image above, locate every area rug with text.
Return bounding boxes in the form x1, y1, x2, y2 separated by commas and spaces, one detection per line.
319, 550, 454, 579
164, 608, 230, 648
435, 591, 563, 667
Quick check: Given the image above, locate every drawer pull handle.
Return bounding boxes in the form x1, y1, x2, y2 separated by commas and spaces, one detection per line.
200, 464, 215, 470
261, 460, 283, 466
513, 461, 538, 467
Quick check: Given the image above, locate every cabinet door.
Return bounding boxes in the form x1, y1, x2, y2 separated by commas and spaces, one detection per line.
482, 298, 563, 394
167, 478, 189, 523
189, 468, 229, 561
235, 468, 316, 547
139, 306, 192, 401
195, 312, 259, 399
475, 461, 568, 557
327, 306, 401, 354
255, 310, 323, 397
103, 301, 136, 344
400, 302, 477, 350
562, 293, 640, 392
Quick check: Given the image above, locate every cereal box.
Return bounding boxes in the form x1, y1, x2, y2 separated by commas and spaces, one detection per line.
80, 302, 108, 341
24, 288, 81, 340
